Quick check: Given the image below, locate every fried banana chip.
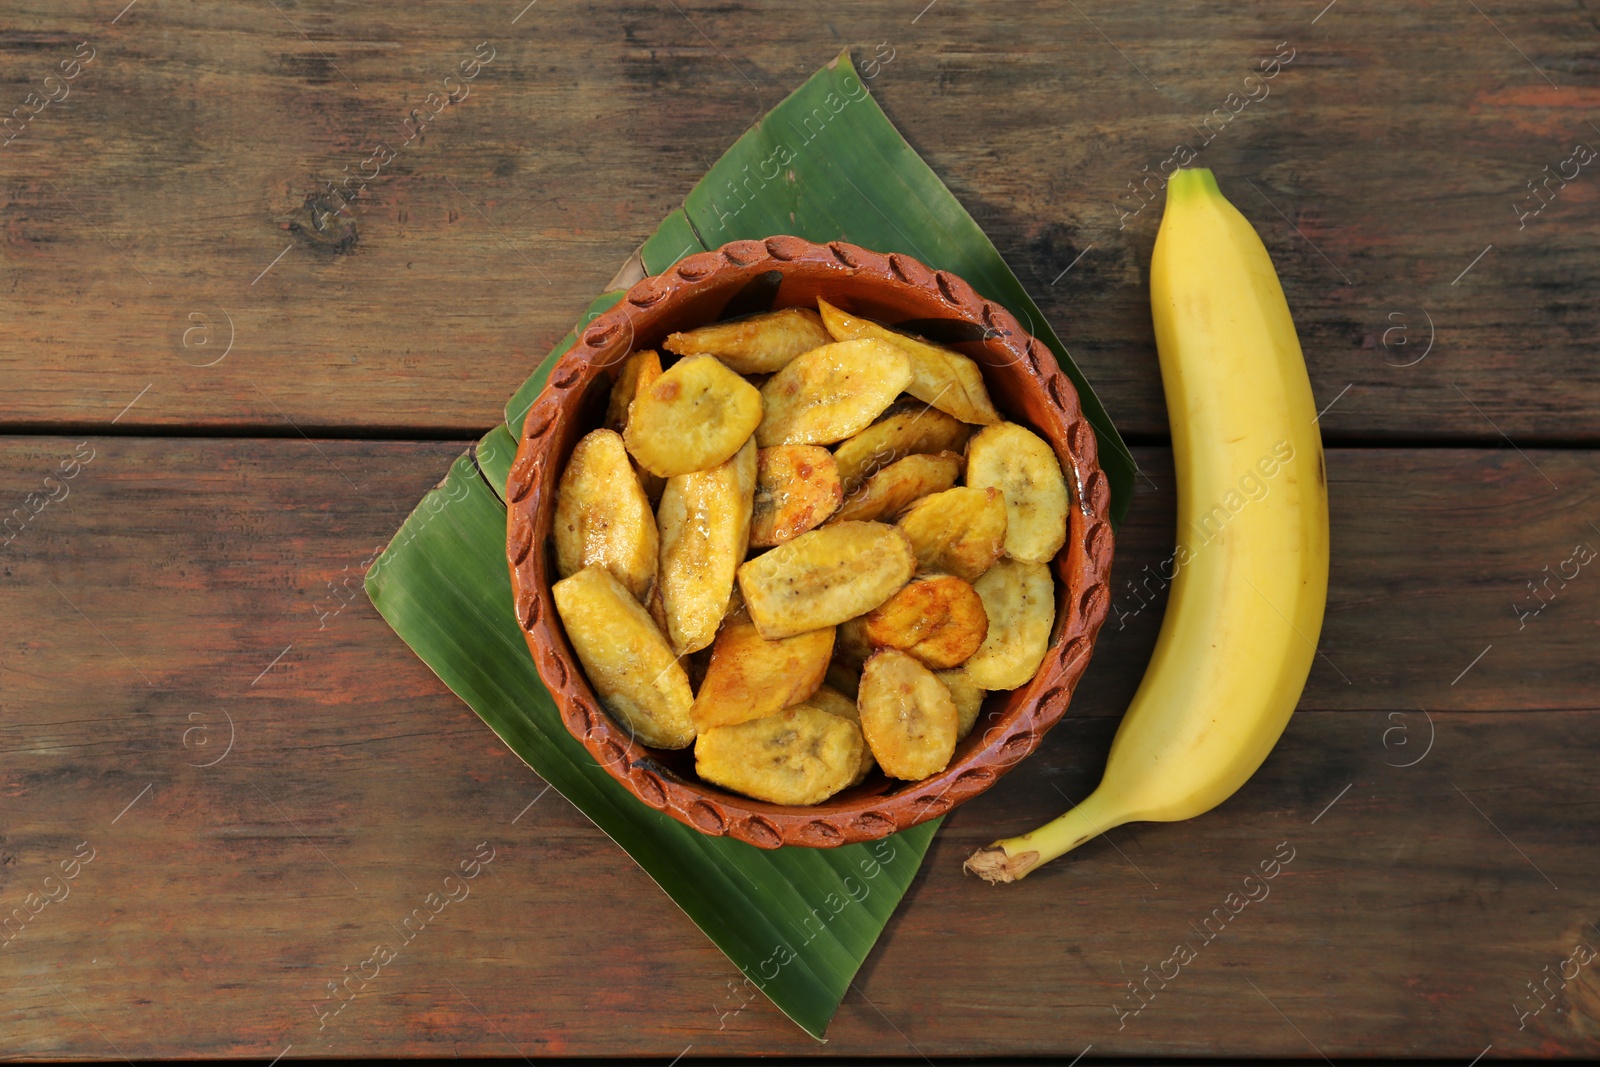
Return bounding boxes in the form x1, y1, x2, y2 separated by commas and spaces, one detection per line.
689, 608, 834, 731
658, 438, 757, 654
605, 349, 663, 433
624, 355, 762, 477
936, 668, 986, 739
737, 520, 916, 640
817, 298, 1000, 425
755, 339, 912, 446
895, 485, 1008, 582
553, 429, 660, 602
832, 403, 972, 498
965, 421, 1070, 563
663, 307, 833, 375
832, 450, 962, 524
694, 704, 864, 805
804, 684, 876, 784
750, 445, 841, 547
964, 558, 1055, 690
858, 649, 959, 780
551, 565, 695, 749
863, 574, 989, 669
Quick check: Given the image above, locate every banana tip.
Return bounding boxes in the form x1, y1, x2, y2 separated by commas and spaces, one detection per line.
963, 845, 1040, 884
1167, 166, 1221, 203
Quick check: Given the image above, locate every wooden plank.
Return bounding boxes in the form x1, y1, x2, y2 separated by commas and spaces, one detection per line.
0, 2, 1595, 439
1, 437, 1596, 1056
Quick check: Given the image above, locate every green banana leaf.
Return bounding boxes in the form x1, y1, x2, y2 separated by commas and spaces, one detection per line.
368, 49, 1129, 1040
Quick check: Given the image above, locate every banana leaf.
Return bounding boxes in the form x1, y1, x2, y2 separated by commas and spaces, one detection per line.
368, 49, 1128, 1040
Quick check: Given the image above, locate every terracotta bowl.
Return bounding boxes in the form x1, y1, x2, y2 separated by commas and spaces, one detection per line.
506, 236, 1115, 849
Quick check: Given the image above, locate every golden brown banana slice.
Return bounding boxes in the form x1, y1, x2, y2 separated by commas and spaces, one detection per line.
553, 429, 660, 602
551, 565, 695, 749
964, 558, 1055, 690
750, 445, 841, 548
624, 355, 762, 477
936, 668, 986, 739
817, 298, 1000, 425
895, 485, 1008, 582
658, 438, 757, 654
833, 403, 972, 498
689, 608, 834, 731
605, 349, 663, 433
832, 450, 963, 524
965, 422, 1070, 563
858, 649, 959, 780
755, 339, 912, 446
737, 521, 916, 640
663, 307, 833, 375
803, 684, 876, 784
694, 704, 864, 805
863, 574, 989, 669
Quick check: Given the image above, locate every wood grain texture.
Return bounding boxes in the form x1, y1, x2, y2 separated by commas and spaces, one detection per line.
0, 2, 1595, 440
2, 438, 1596, 1057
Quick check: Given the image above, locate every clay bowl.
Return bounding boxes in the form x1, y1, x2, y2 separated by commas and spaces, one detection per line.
506, 236, 1115, 849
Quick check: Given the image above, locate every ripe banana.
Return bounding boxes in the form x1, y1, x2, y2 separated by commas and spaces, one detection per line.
965, 168, 1329, 883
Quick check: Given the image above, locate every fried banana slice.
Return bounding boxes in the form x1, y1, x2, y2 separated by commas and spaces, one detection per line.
689, 608, 834, 731
663, 307, 833, 375
694, 704, 864, 805
737, 521, 916, 640
817, 298, 1000, 425
858, 649, 959, 780
755, 339, 912, 447
964, 558, 1055, 690
936, 668, 986, 739
551, 565, 695, 749
553, 429, 659, 602
605, 349, 663, 433
895, 485, 1008, 582
658, 438, 757, 654
832, 403, 972, 498
863, 574, 989, 669
832, 450, 962, 524
624, 355, 762, 477
804, 684, 876, 784
750, 445, 841, 547
965, 421, 1070, 563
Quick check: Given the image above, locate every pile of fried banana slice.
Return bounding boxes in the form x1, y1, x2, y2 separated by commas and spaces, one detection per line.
550, 298, 1070, 807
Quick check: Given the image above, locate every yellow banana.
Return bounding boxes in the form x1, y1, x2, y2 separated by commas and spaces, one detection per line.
965, 168, 1329, 883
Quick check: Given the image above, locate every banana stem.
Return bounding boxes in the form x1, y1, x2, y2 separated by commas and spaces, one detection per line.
963, 787, 1130, 884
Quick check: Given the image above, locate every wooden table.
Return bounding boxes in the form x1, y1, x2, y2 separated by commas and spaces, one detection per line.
4, 1, 1597, 1058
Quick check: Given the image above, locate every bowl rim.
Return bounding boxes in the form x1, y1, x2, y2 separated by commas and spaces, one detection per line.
505, 235, 1115, 849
